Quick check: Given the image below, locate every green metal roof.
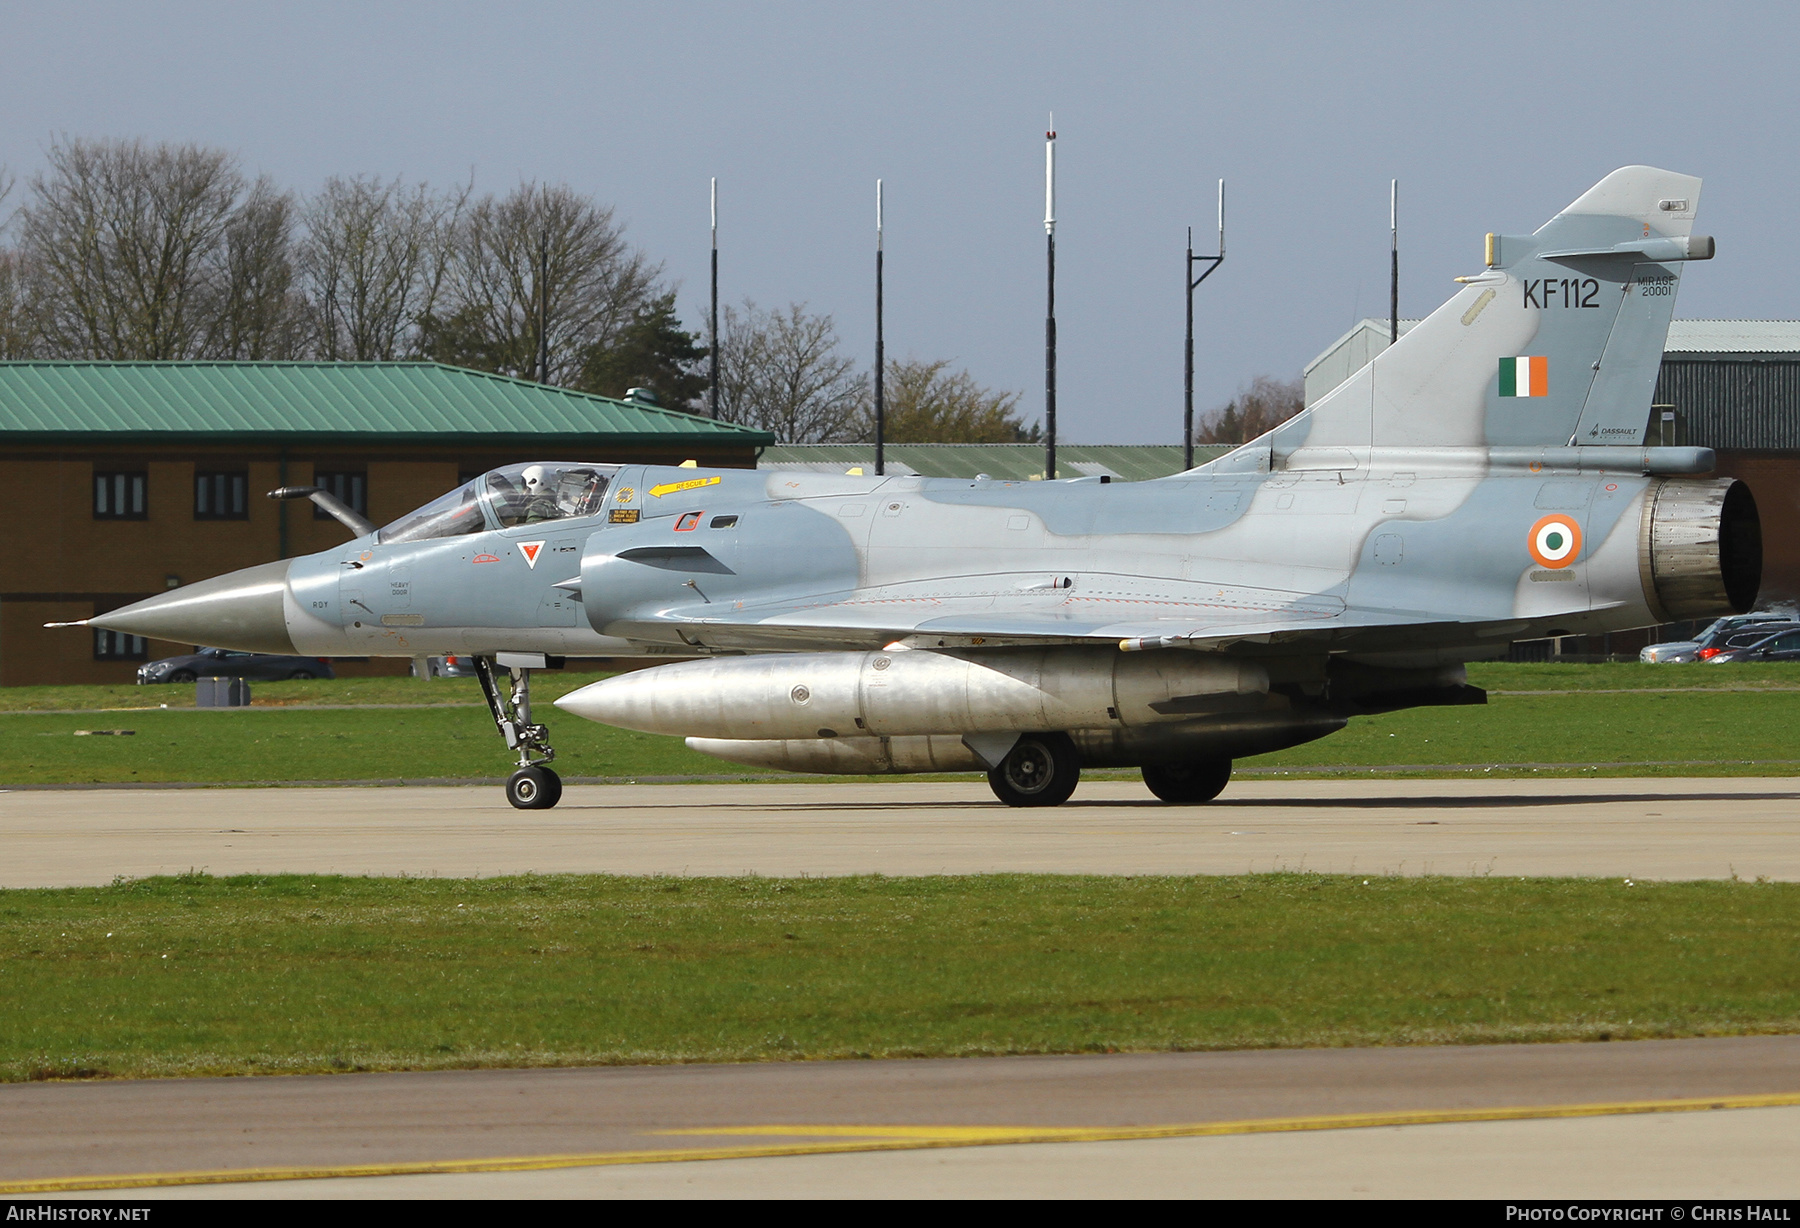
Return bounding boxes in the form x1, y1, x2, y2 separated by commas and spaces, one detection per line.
0, 361, 773, 445
757, 443, 1228, 481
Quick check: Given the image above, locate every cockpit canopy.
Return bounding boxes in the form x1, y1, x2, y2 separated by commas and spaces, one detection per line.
378, 462, 618, 544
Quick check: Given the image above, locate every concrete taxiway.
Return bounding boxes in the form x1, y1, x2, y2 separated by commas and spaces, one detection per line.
4, 779, 1797, 1197
6, 1037, 1800, 1198
0, 776, 1797, 887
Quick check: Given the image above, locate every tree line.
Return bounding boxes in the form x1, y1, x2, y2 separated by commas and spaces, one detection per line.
1191, 374, 1305, 445
0, 137, 1037, 444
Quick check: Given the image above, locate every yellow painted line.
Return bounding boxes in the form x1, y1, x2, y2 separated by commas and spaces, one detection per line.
661, 1124, 1100, 1141
649, 475, 721, 498
658, 1091, 1800, 1142
6, 1090, 1800, 1194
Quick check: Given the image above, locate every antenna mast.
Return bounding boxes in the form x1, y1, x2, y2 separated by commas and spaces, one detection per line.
1183, 179, 1225, 470
1044, 119, 1057, 482
1390, 178, 1399, 347
709, 178, 720, 419
875, 179, 885, 477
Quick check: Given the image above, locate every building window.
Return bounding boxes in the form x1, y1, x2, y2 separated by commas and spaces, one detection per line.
94, 629, 148, 660
313, 471, 366, 520
94, 471, 147, 520
195, 471, 249, 520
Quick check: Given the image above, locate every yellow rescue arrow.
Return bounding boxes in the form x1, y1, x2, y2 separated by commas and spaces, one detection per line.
650, 475, 722, 498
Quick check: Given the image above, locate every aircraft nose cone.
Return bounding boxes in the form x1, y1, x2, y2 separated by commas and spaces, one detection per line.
90, 559, 297, 654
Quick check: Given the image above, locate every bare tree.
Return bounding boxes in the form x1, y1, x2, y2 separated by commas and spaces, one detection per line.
18, 138, 251, 359
6, 150, 690, 378
0, 248, 36, 358
299, 174, 464, 361
206, 178, 303, 359
1194, 374, 1305, 444
859, 358, 1034, 443
0, 170, 35, 358
423, 182, 658, 383
716, 300, 867, 442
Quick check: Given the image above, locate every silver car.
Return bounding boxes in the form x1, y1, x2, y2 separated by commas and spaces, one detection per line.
1641, 613, 1795, 663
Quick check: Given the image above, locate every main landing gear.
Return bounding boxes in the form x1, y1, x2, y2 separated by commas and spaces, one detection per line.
1141, 759, 1233, 804
982, 736, 1235, 807
475, 654, 563, 810
986, 733, 1082, 807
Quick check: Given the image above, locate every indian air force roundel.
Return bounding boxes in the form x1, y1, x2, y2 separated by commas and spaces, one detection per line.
1528, 515, 1582, 569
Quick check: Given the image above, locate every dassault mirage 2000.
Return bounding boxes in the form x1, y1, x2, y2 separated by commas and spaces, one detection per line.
78, 167, 1761, 810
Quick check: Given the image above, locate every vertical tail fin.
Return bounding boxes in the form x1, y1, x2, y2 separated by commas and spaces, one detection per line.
1285, 167, 1710, 454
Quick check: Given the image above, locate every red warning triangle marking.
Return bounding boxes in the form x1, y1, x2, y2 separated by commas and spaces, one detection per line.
519, 541, 545, 569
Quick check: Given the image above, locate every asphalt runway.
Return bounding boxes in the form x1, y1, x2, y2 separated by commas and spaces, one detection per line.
7, 1038, 1800, 1198
1, 776, 1798, 887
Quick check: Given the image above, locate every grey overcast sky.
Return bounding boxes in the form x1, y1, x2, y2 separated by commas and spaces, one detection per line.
2, 0, 1795, 443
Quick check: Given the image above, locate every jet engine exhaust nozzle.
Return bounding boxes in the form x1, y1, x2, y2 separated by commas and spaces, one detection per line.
1643, 478, 1762, 619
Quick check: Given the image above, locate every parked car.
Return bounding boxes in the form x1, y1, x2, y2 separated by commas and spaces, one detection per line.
1640, 613, 1796, 663
137, 647, 336, 684
1706, 626, 1800, 664
1689, 623, 1800, 663
421, 654, 479, 678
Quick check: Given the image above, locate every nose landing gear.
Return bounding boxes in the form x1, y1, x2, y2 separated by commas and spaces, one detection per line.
475, 654, 564, 809
506, 764, 561, 809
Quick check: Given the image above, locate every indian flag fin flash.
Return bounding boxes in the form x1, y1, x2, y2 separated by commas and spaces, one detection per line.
1498, 355, 1548, 398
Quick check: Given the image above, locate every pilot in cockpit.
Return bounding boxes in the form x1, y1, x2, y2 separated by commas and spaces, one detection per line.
519, 465, 562, 523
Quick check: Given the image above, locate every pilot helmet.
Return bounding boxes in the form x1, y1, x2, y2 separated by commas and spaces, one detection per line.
521, 465, 549, 493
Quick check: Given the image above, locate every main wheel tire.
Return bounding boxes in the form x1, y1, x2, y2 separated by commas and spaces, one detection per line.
986, 733, 1081, 807
287, 670, 316, 680
169, 670, 196, 684
506, 765, 563, 810
1142, 760, 1232, 804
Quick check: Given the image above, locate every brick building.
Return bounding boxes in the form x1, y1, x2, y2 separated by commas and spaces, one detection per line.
0, 362, 770, 685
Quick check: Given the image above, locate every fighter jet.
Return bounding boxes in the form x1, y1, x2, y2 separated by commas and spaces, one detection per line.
80, 167, 1760, 811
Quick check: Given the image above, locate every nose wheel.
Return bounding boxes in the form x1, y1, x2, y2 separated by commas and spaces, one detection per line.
475, 655, 563, 810
506, 765, 563, 809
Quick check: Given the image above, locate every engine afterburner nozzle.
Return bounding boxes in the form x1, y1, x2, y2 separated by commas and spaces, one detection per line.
87, 559, 298, 654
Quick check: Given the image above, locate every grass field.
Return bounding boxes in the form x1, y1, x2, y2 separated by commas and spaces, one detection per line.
4, 872, 1796, 1081
0, 671, 605, 713
2, 663, 1799, 785
0, 704, 730, 784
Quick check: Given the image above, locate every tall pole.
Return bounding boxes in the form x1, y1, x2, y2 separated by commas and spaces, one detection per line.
1185, 228, 1193, 470
1044, 120, 1057, 482
709, 178, 720, 419
1389, 178, 1399, 347
537, 234, 549, 383
1184, 180, 1225, 470
874, 179, 885, 477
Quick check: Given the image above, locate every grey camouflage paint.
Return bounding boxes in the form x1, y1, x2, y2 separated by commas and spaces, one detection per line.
90, 168, 1750, 773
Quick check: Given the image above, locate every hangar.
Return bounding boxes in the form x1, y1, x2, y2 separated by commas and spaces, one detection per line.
0, 362, 770, 685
